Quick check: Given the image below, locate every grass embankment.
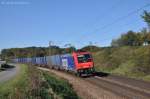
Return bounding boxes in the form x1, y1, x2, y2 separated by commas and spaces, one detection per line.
42, 71, 79, 99
0, 64, 79, 99
93, 46, 150, 81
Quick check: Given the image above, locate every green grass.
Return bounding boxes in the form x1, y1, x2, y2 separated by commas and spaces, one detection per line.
93, 46, 150, 81
26, 66, 53, 99
0, 64, 79, 99
0, 64, 29, 99
143, 75, 150, 81
42, 71, 79, 99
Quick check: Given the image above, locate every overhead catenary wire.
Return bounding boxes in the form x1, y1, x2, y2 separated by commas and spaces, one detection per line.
74, 0, 123, 41
96, 3, 150, 31
76, 3, 150, 47
50, 0, 122, 49
85, 18, 144, 41
85, 0, 122, 28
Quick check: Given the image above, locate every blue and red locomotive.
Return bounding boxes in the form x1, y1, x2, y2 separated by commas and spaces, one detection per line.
12, 51, 95, 76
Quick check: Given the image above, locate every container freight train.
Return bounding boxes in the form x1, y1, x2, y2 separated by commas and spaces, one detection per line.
12, 51, 95, 76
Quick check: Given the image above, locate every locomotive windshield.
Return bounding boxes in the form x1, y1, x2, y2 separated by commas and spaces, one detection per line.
77, 54, 92, 63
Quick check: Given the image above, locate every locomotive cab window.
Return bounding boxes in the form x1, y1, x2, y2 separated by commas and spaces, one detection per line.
77, 54, 92, 63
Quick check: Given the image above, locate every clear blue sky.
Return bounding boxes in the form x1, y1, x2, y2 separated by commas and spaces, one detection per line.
0, 0, 150, 51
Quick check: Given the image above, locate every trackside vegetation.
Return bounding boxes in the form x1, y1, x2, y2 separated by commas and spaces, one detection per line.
91, 46, 150, 81
42, 71, 79, 99
0, 64, 15, 72
0, 64, 79, 99
0, 64, 28, 98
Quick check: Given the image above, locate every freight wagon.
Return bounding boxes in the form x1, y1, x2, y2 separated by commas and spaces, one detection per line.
12, 51, 95, 76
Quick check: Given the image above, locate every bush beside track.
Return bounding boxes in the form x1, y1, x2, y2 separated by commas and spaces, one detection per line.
0, 64, 15, 71
42, 71, 79, 99
0, 64, 79, 99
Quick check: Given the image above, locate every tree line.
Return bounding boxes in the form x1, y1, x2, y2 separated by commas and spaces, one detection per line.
1, 46, 76, 60
111, 29, 150, 47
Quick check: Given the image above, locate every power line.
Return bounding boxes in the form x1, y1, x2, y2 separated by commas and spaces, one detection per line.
96, 3, 150, 31
77, 0, 122, 37
85, 0, 122, 28
76, 3, 150, 46
85, 19, 148, 47
87, 18, 144, 40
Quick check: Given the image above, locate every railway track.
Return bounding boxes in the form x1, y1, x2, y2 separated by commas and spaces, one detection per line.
38, 67, 150, 99
85, 76, 150, 99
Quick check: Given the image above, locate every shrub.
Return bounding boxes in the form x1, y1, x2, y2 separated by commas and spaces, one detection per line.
43, 72, 79, 99
1, 64, 14, 68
